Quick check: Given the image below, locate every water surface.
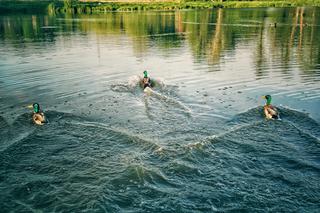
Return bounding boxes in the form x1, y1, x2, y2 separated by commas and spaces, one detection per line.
0, 8, 320, 212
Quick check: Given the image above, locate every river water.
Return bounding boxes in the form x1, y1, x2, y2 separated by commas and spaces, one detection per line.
0, 7, 319, 212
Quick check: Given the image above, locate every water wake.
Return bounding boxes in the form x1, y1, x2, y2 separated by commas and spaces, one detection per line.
111, 75, 192, 118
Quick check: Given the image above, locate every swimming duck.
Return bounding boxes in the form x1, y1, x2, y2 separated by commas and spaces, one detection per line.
262, 95, 279, 120
141, 70, 152, 89
29, 103, 46, 125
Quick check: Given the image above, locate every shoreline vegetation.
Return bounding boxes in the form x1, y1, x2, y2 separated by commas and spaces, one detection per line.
0, 0, 319, 14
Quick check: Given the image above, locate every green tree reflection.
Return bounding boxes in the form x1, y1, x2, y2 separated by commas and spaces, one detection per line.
0, 8, 319, 77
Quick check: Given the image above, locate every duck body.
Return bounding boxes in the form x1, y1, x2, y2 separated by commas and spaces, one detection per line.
141, 70, 154, 90
262, 95, 279, 120
141, 77, 152, 89
264, 104, 279, 120
33, 112, 46, 125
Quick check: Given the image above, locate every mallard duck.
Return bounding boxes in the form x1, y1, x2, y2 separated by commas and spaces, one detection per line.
141, 70, 153, 89
28, 103, 46, 125
262, 95, 279, 120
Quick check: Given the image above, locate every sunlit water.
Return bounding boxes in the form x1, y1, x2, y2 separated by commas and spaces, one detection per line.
0, 8, 319, 212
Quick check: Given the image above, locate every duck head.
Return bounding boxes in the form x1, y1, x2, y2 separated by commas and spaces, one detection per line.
143, 70, 148, 78
33, 103, 41, 113
263, 95, 272, 105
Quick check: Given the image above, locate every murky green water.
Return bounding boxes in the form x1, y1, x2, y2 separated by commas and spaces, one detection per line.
0, 8, 320, 212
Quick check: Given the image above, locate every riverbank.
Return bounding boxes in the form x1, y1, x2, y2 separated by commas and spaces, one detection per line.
0, 0, 320, 14
54, 1, 320, 13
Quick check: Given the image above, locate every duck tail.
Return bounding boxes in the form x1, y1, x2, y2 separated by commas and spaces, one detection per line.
272, 114, 280, 120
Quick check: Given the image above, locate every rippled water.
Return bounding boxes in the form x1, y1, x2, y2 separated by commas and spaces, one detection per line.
0, 8, 320, 212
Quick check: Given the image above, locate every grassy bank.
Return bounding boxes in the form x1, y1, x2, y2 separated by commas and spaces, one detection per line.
49, 0, 320, 13
0, 0, 319, 14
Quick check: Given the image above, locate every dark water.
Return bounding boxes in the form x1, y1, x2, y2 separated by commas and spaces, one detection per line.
0, 8, 320, 212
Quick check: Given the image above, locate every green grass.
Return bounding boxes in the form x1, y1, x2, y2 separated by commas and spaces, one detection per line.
57, 0, 320, 13
0, 0, 319, 14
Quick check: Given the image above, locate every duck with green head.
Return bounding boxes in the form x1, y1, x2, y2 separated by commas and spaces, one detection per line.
30, 103, 46, 125
262, 95, 279, 120
142, 70, 152, 89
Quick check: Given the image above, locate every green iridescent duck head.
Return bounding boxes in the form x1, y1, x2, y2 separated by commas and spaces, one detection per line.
263, 95, 272, 105
143, 70, 148, 78
33, 103, 41, 113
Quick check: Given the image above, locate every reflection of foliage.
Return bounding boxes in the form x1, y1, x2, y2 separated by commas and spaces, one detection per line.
264, 8, 320, 74
64, 0, 73, 8
0, 8, 319, 75
0, 1, 51, 14
0, 15, 56, 42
